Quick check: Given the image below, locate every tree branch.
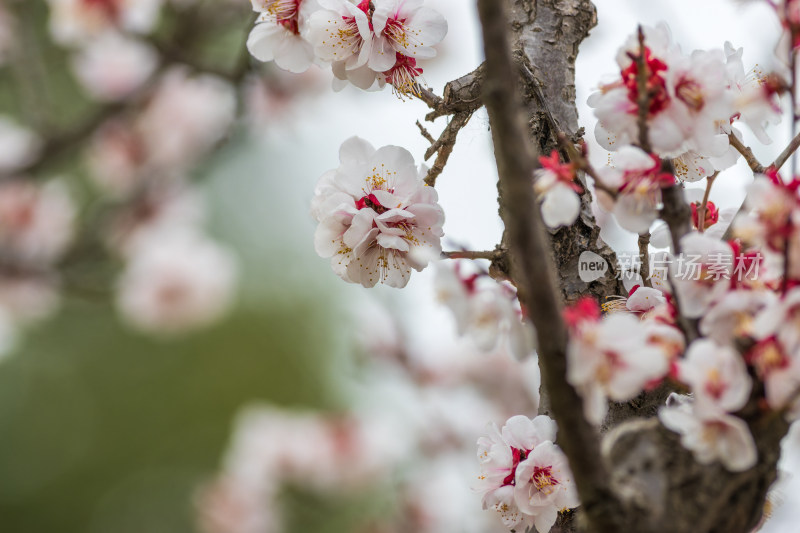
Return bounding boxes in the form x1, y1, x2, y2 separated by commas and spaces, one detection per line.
422, 111, 474, 187
728, 133, 766, 174
441, 250, 501, 260
773, 130, 800, 171
476, 1, 621, 530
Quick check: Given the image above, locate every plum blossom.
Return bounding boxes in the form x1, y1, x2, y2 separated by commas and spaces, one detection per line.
534, 150, 582, 228
382, 52, 425, 98
596, 145, 675, 235
600, 284, 670, 319
247, 0, 317, 73
306, 0, 371, 67
136, 67, 236, 172
664, 48, 734, 155
85, 118, 147, 196
71, 32, 157, 101
0, 118, 42, 174
514, 441, 579, 533
0, 180, 76, 266
435, 262, 532, 358
47, 0, 164, 44
306, 0, 446, 94
691, 199, 720, 230
671, 233, 735, 318
723, 42, 782, 145
644, 319, 686, 363
565, 298, 670, 425
733, 172, 799, 253
745, 336, 800, 412
625, 284, 667, 314
86, 68, 236, 192
671, 149, 718, 183
650, 190, 737, 248
202, 403, 417, 533
313, 136, 444, 288
659, 394, 757, 472
476, 415, 577, 532
677, 339, 751, 415
700, 289, 775, 345
753, 288, 800, 355
196, 476, 282, 533
116, 231, 237, 335
589, 24, 734, 160
369, 0, 448, 65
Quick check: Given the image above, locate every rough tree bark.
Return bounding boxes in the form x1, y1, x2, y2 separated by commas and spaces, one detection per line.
468, 1, 791, 532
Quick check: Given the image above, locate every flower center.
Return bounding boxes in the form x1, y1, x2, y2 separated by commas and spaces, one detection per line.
747, 338, 788, 377
704, 368, 726, 399
384, 17, 410, 48
385, 53, 423, 99
266, 0, 301, 34
676, 77, 705, 112
81, 0, 120, 19
532, 465, 559, 494
621, 47, 670, 116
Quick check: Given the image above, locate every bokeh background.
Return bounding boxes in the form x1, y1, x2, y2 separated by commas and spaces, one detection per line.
1, 1, 799, 532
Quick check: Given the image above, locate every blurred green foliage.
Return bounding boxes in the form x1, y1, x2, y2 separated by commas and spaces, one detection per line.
0, 295, 348, 532
0, 1, 375, 532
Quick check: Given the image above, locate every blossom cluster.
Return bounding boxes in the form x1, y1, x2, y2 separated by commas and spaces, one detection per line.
0, 1, 245, 346
199, 299, 542, 533
247, 0, 448, 97
312, 136, 444, 288
95, 67, 239, 335
582, 25, 782, 235
564, 294, 678, 425
589, 24, 779, 169
435, 261, 534, 359
475, 415, 578, 533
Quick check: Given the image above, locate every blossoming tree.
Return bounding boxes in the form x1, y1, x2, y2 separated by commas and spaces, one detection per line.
5, 0, 800, 531
240, 0, 800, 531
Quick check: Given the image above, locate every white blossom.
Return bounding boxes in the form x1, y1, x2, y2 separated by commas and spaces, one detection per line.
0, 180, 76, 266
71, 32, 157, 101
47, 0, 164, 44
136, 67, 236, 172
567, 312, 669, 425
313, 136, 444, 288
671, 233, 734, 318
677, 339, 751, 415
660, 398, 757, 472
247, 0, 317, 73
0, 118, 41, 174
116, 231, 237, 335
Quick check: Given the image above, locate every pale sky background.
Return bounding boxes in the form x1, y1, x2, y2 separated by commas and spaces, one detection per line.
217, 1, 800, 530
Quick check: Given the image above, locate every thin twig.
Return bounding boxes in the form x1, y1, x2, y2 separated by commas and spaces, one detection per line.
416, 86, 445, 111
635, 26, 653, 153
773, 130, 800, 171
557, 134, 618, 200
416, 121, 436, 145
423, 111, 474, 187
441, 250, 501, 260
728, 133, 766, 174
697, 172, 718, 233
